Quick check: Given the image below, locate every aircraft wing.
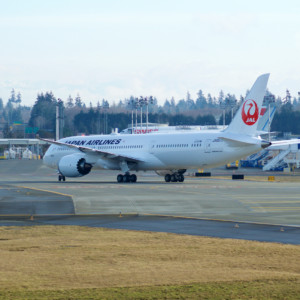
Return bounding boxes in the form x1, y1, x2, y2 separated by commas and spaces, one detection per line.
268, 139, 300, 149
39, 138, 145, 163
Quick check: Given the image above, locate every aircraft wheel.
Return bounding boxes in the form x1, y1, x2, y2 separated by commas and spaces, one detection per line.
62, 176, 66, 182
165, 174, 171, 182
58, 175, 62, 182
178, 174, 184, 182
124, 174, 130, 183
171, 174, 177, 182
130, 174, 137, 183
117, 174, 123, 183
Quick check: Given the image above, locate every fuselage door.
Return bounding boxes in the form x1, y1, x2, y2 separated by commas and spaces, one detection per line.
204, 139, 212, 153
149, 140, 156, 154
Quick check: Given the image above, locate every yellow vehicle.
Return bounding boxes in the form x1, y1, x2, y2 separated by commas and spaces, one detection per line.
226, 160, 239, 169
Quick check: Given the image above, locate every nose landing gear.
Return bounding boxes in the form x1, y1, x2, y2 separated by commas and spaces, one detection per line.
58, 174, 66, 182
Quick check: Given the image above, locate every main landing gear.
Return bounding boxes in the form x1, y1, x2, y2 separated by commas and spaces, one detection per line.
117, 173, 137, 183
164, 173, 184, 183
58, 174, 66, 182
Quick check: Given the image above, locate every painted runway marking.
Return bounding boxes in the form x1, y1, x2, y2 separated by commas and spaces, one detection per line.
0, 214, 76, 217
17, 186, 72, 197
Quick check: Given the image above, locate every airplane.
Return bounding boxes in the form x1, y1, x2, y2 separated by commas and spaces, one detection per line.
42, 74, 300, 183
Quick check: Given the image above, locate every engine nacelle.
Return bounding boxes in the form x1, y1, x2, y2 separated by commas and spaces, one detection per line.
58, 154, 92, 177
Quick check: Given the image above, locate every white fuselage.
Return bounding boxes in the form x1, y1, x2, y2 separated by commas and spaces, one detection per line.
43, 131, 262, 172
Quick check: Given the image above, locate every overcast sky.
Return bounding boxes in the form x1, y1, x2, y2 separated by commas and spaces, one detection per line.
1, 0, 300, 106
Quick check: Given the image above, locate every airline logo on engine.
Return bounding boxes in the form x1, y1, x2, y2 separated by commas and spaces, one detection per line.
65, 138, 122, 146
241, 99, 259, 126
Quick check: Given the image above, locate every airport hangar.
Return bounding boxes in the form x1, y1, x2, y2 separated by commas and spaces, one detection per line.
0, 138, 50, 157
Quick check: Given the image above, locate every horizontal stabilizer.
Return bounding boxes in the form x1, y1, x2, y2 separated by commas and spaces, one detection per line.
219, 134, 261, 146
268, 139, 300, 149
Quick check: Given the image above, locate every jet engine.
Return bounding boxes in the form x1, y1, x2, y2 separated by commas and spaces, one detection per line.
58, 154, 92, 177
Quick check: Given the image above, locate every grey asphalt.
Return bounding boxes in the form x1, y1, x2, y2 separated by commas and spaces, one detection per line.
0, 214, 299, 245
0, 185, 74, 215
1, 160, 300, 244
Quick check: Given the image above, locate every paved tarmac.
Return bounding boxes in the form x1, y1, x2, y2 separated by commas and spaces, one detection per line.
1, 160, 300, 244
0, 214, 299, 245
0, 185, 74, 215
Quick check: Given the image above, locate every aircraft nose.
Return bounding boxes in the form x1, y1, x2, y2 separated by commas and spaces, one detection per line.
43, 153, 50, 165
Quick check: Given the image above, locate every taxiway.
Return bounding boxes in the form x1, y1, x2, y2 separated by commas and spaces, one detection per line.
1, 160, 300, 244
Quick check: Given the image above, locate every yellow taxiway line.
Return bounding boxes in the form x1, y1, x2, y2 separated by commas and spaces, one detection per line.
17, 185, 73, 198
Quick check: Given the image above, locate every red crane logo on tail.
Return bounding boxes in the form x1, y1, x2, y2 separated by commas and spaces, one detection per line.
241, 99, 259, 126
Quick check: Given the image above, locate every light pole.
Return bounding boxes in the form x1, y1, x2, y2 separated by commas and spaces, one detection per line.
144, 97, 148, 133
145, 96, 154, 134
97, 107, 101, 134
135, 98, 139, 134
139, 96, 144, 133
56, 98, 64, 140
102, 101, 109, 134
130, 99, 134, 134
220, 101, 226, 128
131, 96, 154, 134
126, 99, 134, 134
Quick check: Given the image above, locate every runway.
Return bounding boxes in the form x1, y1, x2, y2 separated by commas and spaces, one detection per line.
1, 160, 300, 244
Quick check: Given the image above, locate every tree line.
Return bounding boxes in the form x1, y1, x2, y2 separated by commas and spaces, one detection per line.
1, 88, 300, 138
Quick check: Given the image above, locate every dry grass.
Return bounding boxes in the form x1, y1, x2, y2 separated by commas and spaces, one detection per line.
0, 225, 299, 293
